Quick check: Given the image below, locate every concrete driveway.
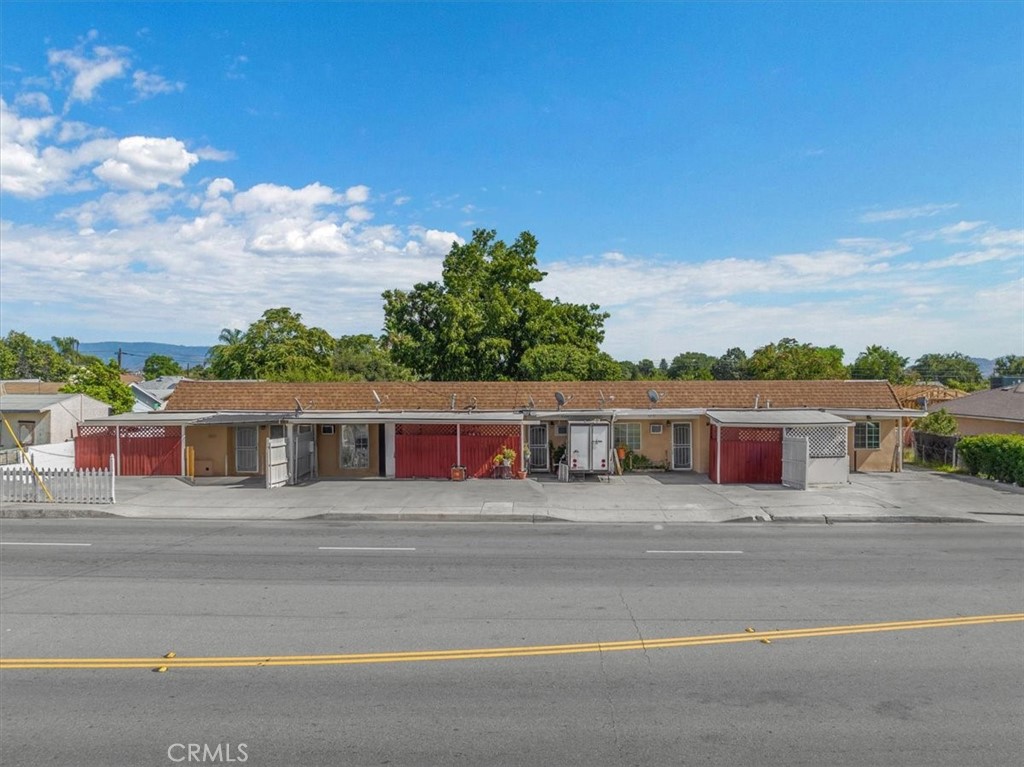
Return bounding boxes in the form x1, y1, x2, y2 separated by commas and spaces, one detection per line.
4, 467, 1021, 524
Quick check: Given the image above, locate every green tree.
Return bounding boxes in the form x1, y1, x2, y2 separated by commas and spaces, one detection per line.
332, 334, 416, 381
711, 347, 749, 380
849, 345, 909, 383
205, 308, 335, 381
667, 352, 715, 380
914, 408, 959, 436
60, 359, 134, 414
993, 355, 1024, 376
0, 331, 73, 380
910, 352, 984, 390
143, 354, 184, 379
747, 338, 848, 380
382, 229, 610, 380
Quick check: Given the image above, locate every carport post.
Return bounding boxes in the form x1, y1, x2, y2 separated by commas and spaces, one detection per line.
115, 425, 121, 476
456, 424, 461, 467
715, 423, 722, 484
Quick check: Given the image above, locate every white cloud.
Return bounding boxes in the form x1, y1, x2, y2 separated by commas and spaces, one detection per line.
14, 92, 52, 113
231, 182, 343, 214
48, 41, 131, 108
860, 203, 958, 223
344, 185, 370, 204
132, 70, 185, 99
345, 205, 373, 223
206, 177, 235, 199
92, 136, 199, 190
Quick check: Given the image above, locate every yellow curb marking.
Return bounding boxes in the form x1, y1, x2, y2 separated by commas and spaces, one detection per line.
2, 613, 1021, 671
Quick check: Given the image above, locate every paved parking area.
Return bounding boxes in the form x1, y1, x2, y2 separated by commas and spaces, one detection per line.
4, 467, 1021, 524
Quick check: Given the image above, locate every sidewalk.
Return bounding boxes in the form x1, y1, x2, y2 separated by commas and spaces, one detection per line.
3, 468, 1022, 524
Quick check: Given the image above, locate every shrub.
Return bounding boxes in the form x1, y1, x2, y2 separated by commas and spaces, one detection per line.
914, 408, 959, 436
957, 434, 1024, 486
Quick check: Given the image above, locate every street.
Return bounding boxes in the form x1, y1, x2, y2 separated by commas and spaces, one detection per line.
1, 520, 1022, 766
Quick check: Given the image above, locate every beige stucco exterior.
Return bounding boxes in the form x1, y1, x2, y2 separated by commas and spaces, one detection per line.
848, 418, 902, 472
952, 417, 1024, 436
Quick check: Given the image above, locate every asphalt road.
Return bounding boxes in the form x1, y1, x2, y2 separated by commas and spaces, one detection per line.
1, 520, 1022, 767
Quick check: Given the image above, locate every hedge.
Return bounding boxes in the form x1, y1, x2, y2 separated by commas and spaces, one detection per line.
956, 434, 1024, 487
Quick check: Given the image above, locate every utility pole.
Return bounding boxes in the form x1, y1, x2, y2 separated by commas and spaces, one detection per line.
117, 347, 123, 368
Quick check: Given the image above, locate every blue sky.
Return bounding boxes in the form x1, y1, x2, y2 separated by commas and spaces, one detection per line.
1, 1, 1021, 364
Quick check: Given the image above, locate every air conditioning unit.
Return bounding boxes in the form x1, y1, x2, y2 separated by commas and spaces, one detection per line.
650, 423, 663, 434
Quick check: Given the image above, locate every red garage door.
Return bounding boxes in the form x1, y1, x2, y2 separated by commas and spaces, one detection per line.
76, 425, 183, 475
395, 424, 457, 478
709, 426, 782, 484
394, 424, 523, 479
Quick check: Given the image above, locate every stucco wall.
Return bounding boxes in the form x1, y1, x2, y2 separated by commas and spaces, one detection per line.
953, 417, 1024, 436
849, 418, 902, 472
49, 395, 110, 444
186, 425, 230, 476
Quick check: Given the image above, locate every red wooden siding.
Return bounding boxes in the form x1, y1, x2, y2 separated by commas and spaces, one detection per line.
710, 426, 782, 484
75, 425, 116, 471
394, 424, 457, 478
75, 425, 182, 476
459, 426, 521, 478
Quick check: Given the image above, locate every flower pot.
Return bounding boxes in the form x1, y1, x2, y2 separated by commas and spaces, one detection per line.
616, 447, 627, 461
450, 465, 466, 481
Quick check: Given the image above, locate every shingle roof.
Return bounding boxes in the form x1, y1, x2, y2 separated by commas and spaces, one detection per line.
165, 379, 902, 413
941, 383, 1024, 423
892, 383, 968, 409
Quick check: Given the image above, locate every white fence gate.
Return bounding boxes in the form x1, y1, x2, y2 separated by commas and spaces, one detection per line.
781, 436, 808, 490
266, 437, 288, 489
1, 455, 115, 504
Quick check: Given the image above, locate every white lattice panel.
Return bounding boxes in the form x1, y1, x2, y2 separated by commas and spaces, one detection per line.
785, 426, 846, 458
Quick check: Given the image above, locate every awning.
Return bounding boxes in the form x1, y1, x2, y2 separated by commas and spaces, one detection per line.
706, 409, 852, 428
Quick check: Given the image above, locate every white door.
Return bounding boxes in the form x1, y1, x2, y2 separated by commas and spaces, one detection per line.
672, 423, 692, 470
528, 424, 548, 470
235, 426, 258, 473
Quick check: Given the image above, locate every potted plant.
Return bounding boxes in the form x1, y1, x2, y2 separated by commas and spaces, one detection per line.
492, 445, 517, 467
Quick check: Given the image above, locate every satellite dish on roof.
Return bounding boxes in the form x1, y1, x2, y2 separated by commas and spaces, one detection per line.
647, 389, 661, 404
554, 391, 566, 407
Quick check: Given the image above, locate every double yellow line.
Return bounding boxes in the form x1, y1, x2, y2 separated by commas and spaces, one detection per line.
2, 613, 1021, 671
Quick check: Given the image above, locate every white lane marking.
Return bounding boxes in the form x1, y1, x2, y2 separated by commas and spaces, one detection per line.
645, 550, 744, 554
0, 542, 92, 547
318, 546, 416, 551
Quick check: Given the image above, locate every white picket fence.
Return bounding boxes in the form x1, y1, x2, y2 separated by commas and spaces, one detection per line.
0, 456, 115, 504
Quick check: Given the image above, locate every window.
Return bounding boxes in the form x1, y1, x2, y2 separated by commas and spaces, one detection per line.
854, 421, 880, 450
321, 424, 335, 435
17, 421, 35, 446
613, 422, 641, 452
341, 424, 370, 469
269, 424, 285, 439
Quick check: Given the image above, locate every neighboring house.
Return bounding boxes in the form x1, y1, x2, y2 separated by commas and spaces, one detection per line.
0, 393, 111, 451
130, 376, 187, 412
0, 380, 67, 396
941, 383, 1024, 436
78, 379, 916, 484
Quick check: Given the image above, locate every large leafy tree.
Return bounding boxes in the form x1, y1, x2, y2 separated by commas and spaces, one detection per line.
332, 334, 416, 381
667, 352, 715, 380
143, 354, 184, 379
993, 355, 1024, 376
0, 331, 73, 381
849, 345, 909, 383
747, 337, 848, 380
910, 352, 984, 390
711, 347, 749, 380
205, 308, 335, 381
60, 359, 134, 414
382, 229, 610, 380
